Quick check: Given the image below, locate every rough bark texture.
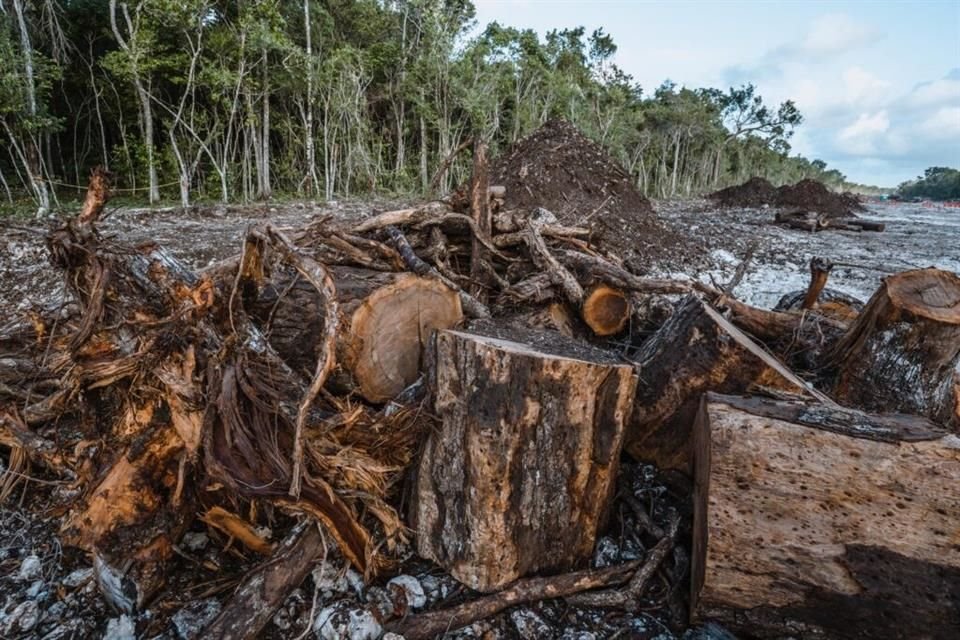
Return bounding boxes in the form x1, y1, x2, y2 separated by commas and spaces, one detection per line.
830, 268, 960, 430
203, 523, 326, 640
691, 394, 960, 639
250, 266, 463, 403
414, 324, 637, 592
626, 295, 814, 473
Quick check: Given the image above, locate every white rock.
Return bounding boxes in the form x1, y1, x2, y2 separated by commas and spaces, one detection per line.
313, 602, 381, 640
311, 563, 364, 597
509, 609, 551, 639
26, 580, 45, 598
18, 554, 42, 581
181, 531, 208, 552
558, 632, 597, 640
62, 567, 93, 588
382, 634, 406, 640
172, 598, 221, 639
5, 600, 40, 633
387, 575, 426, 609
103, 615, 136, 640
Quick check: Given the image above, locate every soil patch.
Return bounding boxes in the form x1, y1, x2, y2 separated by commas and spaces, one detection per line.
707, 177, 778, 209
709, 177, 866, 217
487, 119, 699, 273
775, 179, 866, 217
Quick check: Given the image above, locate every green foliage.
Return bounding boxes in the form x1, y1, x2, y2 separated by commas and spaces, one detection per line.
0, 0, 883, 207
898, 167, 960, 201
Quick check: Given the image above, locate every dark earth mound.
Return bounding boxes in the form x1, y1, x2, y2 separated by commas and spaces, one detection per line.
775, 179, 866, 217
488, 119, 698, 272
708, 177, 778, 208
709, 177, 866, 217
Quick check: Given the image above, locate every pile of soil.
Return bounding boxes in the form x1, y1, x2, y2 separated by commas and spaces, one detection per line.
488, 119, 697, 272
709, 177, 866, 217
708, 177, 778, 208
775, 179, 866, 217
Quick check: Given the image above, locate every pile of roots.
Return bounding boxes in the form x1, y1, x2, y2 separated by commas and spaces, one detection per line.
0, 147, 695, 636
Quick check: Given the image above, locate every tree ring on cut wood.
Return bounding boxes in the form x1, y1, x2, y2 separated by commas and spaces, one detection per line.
582, 284, 631, 335
345, 274, 463, 403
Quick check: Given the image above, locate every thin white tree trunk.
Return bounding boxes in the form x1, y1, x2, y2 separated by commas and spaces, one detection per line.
303, 0, 318, 195
12, 0, 51, 216
110, 0, 159, 203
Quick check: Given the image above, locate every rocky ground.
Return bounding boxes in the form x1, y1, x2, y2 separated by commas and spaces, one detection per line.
1, 197, 957, 639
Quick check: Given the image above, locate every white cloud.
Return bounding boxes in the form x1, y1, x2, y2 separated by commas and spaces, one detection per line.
837, 111, 890, 154
916, 106, 960, 138
903, 74, 960, 108
843, 66, 891, 107
801, 13, 880, 56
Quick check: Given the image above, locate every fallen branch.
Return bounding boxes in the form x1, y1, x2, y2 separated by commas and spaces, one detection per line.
383, 225, 490, 319
566, 514, 679, 610
202, 521, 326, 640
386, 559, 643, 639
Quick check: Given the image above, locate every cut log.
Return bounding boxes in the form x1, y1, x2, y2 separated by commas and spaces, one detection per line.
829, 268, 960, 429
626, 295, 827, 473
582, 283, 631, 336
250, 265, 463, 403
414, 323, 637, 592
691, 394, 960, 639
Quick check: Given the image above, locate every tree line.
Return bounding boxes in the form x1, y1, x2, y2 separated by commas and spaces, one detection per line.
897, 167, 960, 201
1, 0, 877, 214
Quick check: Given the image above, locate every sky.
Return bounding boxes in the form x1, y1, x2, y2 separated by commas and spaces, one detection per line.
471, 0, 960, 187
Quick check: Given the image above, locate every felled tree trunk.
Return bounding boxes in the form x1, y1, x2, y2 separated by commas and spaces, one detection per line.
830, 268, 960, 429
414, 323, 637, 592
249, 265, 464, 403
691, 394, 960, 639
626, 295, 822, 473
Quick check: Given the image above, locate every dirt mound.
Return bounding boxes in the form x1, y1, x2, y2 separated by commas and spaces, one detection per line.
710, 177, 866, 217
709, 177, 778, 208
775, 179, 866, 217
488, 119, 695, 272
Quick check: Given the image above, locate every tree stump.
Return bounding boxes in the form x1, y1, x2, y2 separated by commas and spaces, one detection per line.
830, 268, 960, 429
692, 394, 960, 639
251, 265, 464, 403
626, 295, 817, 473
414, 323, 637, 592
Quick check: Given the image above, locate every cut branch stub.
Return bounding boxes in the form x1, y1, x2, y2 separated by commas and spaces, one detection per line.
829, 268, 960, 429
692, 394, 960, 639
414, 323, 637, 592
582, 283, 631, 336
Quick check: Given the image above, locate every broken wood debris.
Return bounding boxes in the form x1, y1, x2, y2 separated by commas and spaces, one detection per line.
2, 143, 958, 640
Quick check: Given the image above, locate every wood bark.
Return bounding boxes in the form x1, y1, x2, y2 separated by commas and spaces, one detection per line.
468, 139, 491, 299
248, 265, 463, 404
626, 295, 826, 473
691, 393, 960, 639
414, 323, 637, 592
203, 522, 326, 640
829, 268, 960, 429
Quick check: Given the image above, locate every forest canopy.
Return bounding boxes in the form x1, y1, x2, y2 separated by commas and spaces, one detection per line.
1, 0, 881, 213
897, 167, 960, 201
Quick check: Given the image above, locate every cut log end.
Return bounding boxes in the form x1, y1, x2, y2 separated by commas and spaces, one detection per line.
347, 274, 463, 403
884, 268, 960, 324
582, 284, 631, 336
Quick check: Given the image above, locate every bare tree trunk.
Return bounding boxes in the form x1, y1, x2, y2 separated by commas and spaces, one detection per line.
259, 49, 271, 199
109, 0, 159, 204
303, 0, 318, 196
12, 0, 51, 216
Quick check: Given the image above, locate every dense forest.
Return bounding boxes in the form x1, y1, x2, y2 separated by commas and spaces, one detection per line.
1, 0, 877, 214
897, 167, 960, 201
